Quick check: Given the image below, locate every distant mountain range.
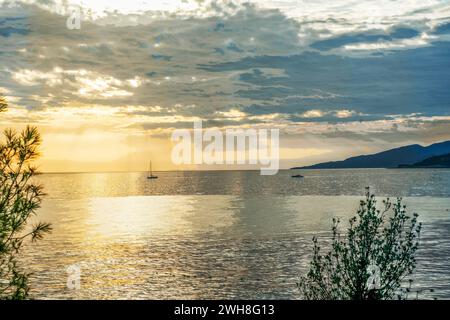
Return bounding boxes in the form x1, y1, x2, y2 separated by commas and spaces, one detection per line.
292, 140, 450, 169
399, 153, 450, 168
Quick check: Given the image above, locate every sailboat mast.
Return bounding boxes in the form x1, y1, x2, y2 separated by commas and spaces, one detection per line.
146, 160, 158, 179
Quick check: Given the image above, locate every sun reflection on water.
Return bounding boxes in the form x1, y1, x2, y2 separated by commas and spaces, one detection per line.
85, 196, 239, 241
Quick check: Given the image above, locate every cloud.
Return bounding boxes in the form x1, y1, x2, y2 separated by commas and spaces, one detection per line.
310, 27, 421, 51
335, 109, 356, 118
11, 67, 143, 98
201, 40, 450, 121
434, 21, 450, 35
1, 1, 449, 122
300, 110, 325, 118
12, 69, 63, 86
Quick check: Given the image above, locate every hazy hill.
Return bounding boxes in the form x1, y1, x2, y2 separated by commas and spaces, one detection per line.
399, 153, 450, 168
292, 140, 450, 169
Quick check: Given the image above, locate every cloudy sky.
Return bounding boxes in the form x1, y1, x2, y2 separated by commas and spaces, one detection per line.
0, 0, 450, 172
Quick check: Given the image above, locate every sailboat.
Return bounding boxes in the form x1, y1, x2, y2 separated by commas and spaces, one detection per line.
147, 161, 158, 179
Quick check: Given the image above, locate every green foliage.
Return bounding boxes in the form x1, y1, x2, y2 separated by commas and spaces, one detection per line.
0, 96, 7, 113
298, 188, 422, 300
0, 96, 51, 299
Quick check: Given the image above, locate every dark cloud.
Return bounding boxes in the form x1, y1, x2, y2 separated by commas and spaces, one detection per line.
200, 42, 450, 121
0, 26, 29, 37
433, 22, 450, 35
151, 54, 172, 61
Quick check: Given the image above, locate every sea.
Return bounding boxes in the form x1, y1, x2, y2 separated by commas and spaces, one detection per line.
21, 169, 450, 299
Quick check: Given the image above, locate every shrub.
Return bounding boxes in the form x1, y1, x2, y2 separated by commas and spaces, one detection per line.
0, 96, 7, 113
0, 96, 51, 299
298, 188, 422, 300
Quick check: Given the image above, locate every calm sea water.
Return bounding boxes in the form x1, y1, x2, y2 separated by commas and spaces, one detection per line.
22, 169, 450, 299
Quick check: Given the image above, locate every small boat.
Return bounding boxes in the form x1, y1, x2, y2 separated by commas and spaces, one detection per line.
291, 174, 304, 178
147, 161, 158, 179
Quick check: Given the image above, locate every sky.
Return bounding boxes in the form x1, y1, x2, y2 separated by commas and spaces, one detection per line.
0, 0, 450, 172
